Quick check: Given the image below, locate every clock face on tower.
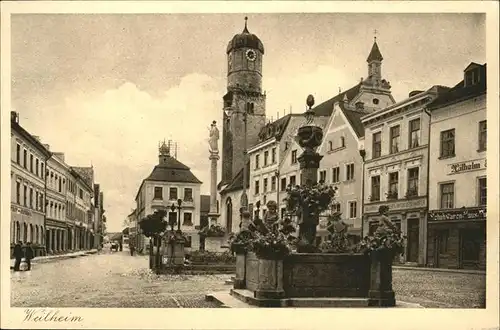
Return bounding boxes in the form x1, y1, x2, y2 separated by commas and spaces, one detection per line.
246, 49, 257, 61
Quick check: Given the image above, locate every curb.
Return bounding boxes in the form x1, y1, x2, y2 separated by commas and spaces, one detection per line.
393, 265, 485, 275
10, 250, 98, 269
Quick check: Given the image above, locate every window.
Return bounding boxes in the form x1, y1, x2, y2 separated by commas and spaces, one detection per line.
255, 155, 260, 169
79, 188, 83, 199
23, 185, 27, 206
16, 182, 20, 204
169, 187, 178, 200
289, 175, 296, 187
291, 150, 298, 164
29, 188, 33, 208
341, 137, 345, 148
35, 159, 39, 176
371, 176, 380, 201
332, 167, 340, 183
184, 188, 193, 201
41, 163, 44, 179
440, 129, 455, 158
319, 170, 327, 183
372, 132, 381, 159
35, 192, 39, 210
346, 163, 354, 181
409, 119, 420, 149
478, 121, 486, 151
254, 180, 260, 195
23, 149, 27, 168
263, 178, 268, 192
348, 201, 357, 219
388, 172, 399, 199
16, 144, 20, 163
271, 176, 276, 191
390, 125, 400, 154
39, 194, 44, 212
271, 148, 276, 163
264, 151, 269, 166
437, 230, 449, 254
407, 168, 419, 197
329, 141, 333, 151
29, 154, 33, 172
154, 187, 163, 199
183, 213, 193, 226
332, 203, 341, 213
281, 178, 287, 191
58, 179, 62, 193
478, 177, 486, 206
465, 68, 480, 86
440, 183, 454, 209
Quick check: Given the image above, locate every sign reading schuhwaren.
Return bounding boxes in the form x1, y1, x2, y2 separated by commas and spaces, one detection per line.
448, 158, 486, 175
428, 207, 486, 221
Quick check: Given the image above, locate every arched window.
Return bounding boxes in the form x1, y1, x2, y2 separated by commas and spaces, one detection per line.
226, 198, 233, 233
29, 224, 34, 243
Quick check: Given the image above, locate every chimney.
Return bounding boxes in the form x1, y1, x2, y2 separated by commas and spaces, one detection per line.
10, 111, 19, 124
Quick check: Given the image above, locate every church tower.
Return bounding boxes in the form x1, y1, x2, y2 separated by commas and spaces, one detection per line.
221, 17, 266, 184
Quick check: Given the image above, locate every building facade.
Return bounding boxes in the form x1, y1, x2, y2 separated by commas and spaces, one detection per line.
135, 142, 203, 252
361, 85, 448, 266
70, 167, 95, 251
426, 63, 487, 270
10, 112, 51, 256
46, 152, 70, 254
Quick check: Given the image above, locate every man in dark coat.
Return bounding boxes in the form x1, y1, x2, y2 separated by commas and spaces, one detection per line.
13, 241, 23, 271
24, 242, 34, 271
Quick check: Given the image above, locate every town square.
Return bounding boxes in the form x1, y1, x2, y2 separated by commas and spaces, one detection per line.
3, 5, 498, 330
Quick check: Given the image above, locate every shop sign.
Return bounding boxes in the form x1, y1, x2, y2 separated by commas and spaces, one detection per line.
364, 197, 426, 214
449, 158, 486, 175
428, 207, 486, 221
11, 205, 32, 217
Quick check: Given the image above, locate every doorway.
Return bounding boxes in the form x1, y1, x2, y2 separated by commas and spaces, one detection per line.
459, 228, 482, 269
406, 218, 419, 263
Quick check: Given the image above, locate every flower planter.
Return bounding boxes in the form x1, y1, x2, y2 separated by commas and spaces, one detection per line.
368, 249, 396, 307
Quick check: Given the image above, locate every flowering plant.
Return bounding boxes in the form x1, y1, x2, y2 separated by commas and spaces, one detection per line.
251, 230, 292, 259
357, 224, 406, 256
199, 224, 226, 238
320, 232, 351, 253
284, 182, 337, 217
228, 230, 255, 254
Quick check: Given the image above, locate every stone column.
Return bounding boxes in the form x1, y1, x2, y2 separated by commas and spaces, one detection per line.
47, 229, 52, 254
208, 152, 220, 225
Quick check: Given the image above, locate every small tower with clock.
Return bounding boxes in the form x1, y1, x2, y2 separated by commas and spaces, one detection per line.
221, 17, 267, 184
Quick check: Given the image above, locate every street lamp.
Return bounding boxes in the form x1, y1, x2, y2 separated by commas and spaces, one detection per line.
223, 85, 266, 216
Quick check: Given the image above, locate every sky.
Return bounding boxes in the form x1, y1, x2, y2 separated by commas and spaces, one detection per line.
10, 13, 485, 232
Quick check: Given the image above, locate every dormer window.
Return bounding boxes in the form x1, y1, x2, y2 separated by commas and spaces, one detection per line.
355, 101, 365, 110
465, 68, 481, 86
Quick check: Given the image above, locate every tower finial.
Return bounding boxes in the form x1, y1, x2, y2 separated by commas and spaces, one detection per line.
374, 29, 378, 42
243, 16, 249, 33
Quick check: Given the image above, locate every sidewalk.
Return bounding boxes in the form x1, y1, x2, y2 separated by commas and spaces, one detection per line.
393, 265, 485, 275
10, 249, 98, 268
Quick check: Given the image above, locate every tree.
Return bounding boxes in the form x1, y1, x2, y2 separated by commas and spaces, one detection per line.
139, 209, 168, 269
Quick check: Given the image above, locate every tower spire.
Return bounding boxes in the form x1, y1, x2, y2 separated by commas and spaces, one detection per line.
243, 16, 249, 33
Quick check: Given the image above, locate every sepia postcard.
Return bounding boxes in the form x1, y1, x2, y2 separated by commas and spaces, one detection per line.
1, 1, 499, 330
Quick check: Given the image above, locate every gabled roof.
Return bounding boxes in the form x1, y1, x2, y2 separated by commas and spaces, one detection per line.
428, 63, 487, 110
311, 83, 362, 117
367, 41, 383, 62
339, 103, 370, 138
220, 160, 250, 194
256, 114, 293, 143
145, 156, 202, 184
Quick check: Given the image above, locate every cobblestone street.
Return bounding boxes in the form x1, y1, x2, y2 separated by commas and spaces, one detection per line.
10, 249, 229, 308
11, 250, 485, 308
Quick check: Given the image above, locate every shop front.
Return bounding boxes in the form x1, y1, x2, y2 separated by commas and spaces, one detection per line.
11, 204, 46, 257
364, 196, 427, 266
427, 207, 486, 270
46, 218, 69, 254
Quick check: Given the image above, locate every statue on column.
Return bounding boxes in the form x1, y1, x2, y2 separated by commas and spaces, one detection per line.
208, 120, 219, 154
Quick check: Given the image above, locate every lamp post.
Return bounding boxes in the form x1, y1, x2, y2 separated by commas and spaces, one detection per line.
223, 86, 266, 218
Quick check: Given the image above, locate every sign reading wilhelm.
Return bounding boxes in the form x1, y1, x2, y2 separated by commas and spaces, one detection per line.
448, 158, 486, 175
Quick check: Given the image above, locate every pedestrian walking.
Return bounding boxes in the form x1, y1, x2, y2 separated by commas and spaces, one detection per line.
130, 244, 135, 256
12, 241, 23, 271
24, 242, 34, 271
119, 241, 123, 252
